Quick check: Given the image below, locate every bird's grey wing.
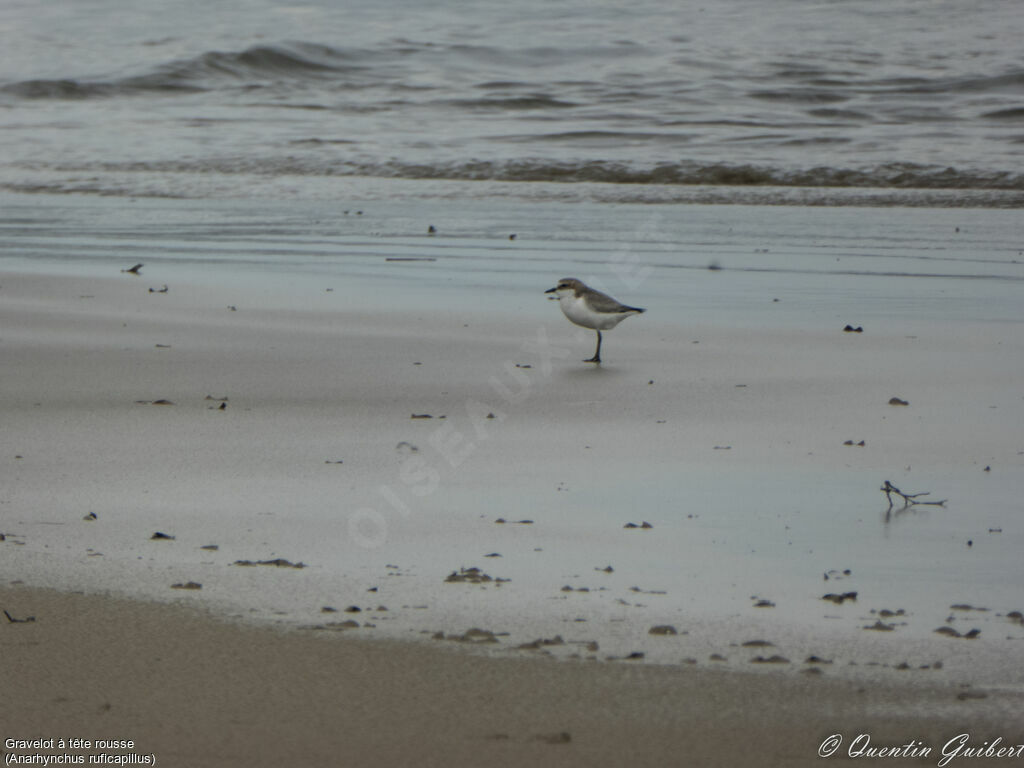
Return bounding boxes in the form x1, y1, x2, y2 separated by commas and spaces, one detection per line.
586, 290, 643, 313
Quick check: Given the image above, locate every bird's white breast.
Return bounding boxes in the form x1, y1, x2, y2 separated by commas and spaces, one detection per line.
559, 294, 631, 331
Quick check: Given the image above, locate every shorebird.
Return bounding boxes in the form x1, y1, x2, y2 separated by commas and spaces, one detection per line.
545, 278, 645, 363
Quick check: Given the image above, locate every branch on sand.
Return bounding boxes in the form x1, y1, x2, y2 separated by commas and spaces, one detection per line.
881, 480, 946, 510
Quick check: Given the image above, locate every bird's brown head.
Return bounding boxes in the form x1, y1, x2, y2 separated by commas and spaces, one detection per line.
544, 278, 584, 296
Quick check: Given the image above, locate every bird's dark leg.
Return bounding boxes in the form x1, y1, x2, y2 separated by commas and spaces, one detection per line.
584, 330, 602, 363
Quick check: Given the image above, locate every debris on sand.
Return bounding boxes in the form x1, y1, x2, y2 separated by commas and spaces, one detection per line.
445, 567, 509, 585
629, 586, 666, 595
649, 625, 678, 636
517, 635, 565, 650
171, 581, 202, 590
150, 532, 175, 540
881, 480, 946, 509
864, 620, 895, 631
876, 608, 905, 618
433, 628, 505, 644
822, 592, 858, 604
307, 620, 360, 632
934, 626, 981, 639
606, 651, 646, 661
3, 610, 35, 624
805, 655, 833, 665
233, 558, 307, 569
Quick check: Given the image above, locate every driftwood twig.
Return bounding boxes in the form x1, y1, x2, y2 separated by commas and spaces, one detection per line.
3, 609, 36, 624
881, 480, 947, 510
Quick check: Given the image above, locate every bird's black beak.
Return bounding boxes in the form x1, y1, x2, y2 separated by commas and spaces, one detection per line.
544, 287, 557, 294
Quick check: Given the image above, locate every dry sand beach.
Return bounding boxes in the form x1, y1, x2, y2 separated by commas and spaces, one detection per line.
2, 585, 1022, 768
2, 194, 1024, 765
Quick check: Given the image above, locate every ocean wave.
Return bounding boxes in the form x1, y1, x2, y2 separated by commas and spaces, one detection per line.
0, 42, 370, 99
347, 159, 1024, 191
1, 76, 206, 99
749, 88, 851, 105
982, 107, 1024, 120
906, 71, 1024, 95
19, 156, 1024, 192
444, 95, 579, 110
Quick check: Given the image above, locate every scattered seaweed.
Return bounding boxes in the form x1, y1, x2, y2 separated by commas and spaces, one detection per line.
445, 567, 508, 585
233, 558, 307, 569
934, 626, 981, 639
649, 625, 678, 636
308, 620, 360, 632
864, 620, 895, 632
517, 635, 565, 650
822, 592, 858, 604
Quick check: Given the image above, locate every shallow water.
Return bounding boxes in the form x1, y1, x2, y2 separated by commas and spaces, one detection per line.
2, 192, 1022, 325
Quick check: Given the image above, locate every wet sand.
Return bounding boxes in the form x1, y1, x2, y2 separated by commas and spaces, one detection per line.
3, 265, 1022, 667
2, 204, 1024, 765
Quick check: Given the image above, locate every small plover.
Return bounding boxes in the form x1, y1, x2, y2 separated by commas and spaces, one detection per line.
545, 278, 645, 363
